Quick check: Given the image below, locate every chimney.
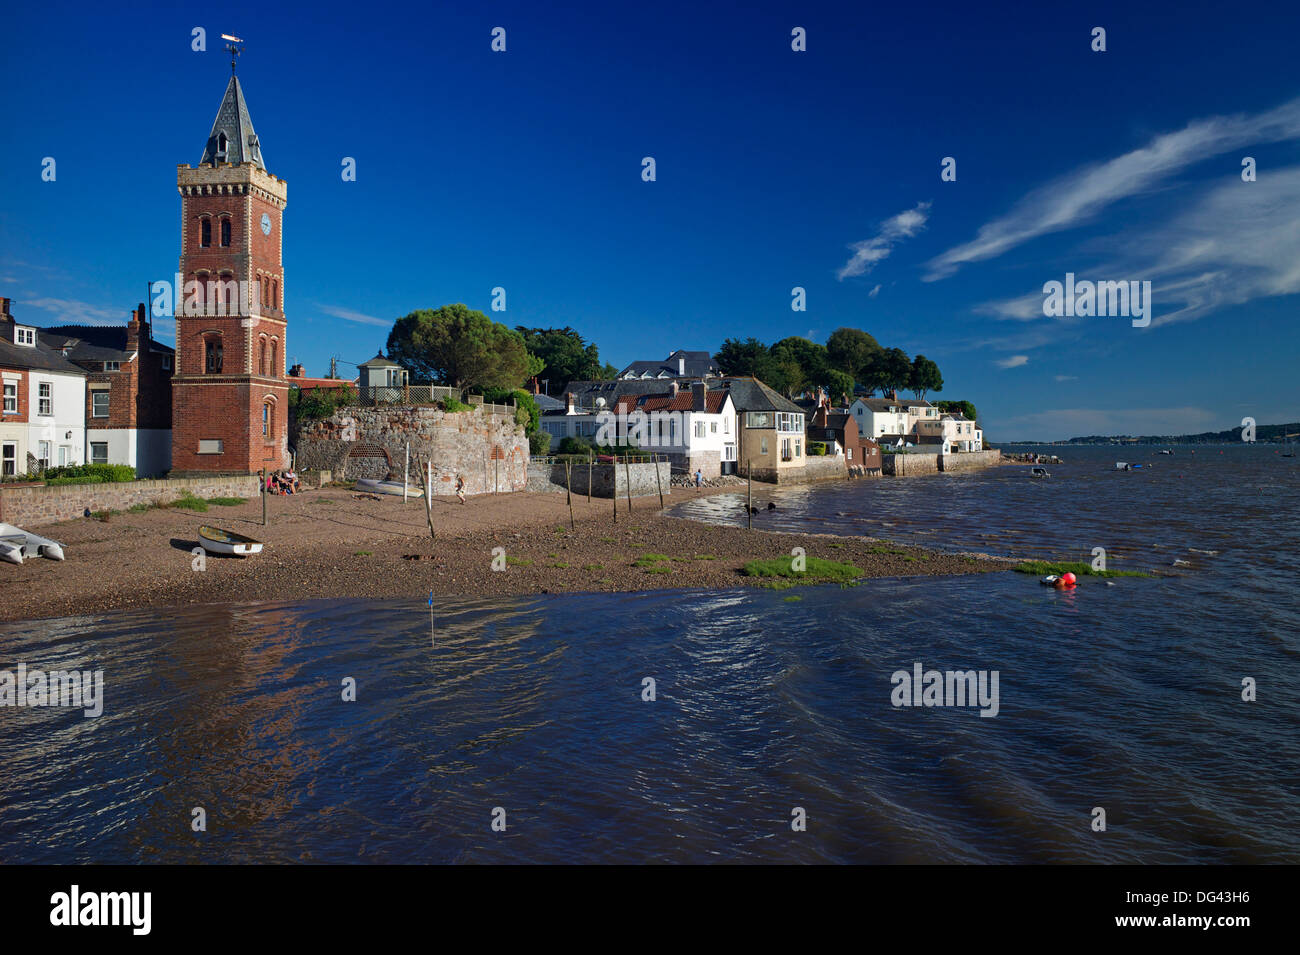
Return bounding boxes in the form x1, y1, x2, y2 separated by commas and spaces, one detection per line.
532, 377, 540, 395
565, 391, 576, 415
891, 389, 900, 401
0, 297, 11, 323
677, 355, 685, 376
670, 381, 679, 397
126, 303, 144, 352
692, 381, 707, 412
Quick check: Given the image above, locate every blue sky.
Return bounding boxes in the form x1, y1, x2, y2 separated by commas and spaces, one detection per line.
2, 0, 1298, 440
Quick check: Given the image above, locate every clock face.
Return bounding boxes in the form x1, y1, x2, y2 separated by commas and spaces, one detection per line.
261, 213, 272, 236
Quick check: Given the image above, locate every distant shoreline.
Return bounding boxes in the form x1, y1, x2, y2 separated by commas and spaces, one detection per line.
2, 485, 1016, 624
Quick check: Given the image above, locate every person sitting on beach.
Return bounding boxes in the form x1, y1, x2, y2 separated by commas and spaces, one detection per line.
455, 475, 466, 504
283, 469, 301, 493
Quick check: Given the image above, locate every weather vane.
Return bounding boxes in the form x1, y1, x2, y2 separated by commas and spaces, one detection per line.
221, 34, 244, 74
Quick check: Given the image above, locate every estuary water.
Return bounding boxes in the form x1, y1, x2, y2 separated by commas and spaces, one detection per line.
1, 444, 1296, 863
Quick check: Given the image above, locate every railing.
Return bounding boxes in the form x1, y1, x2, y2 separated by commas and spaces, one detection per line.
358, 385, 515, 414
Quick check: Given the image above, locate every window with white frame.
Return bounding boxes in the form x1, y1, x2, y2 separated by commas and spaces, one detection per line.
37, 441, 50, 470
103, 361, 120, 372
90, 442, 108, 464
694, 422, 706, 438
3, 382, 15, 413
38, 382, 52, 416
1, 443, 15, 476
14, 327, 35, 347
92, 391, 110, 417
57, 445, 69, 466
710, 421, 717, 433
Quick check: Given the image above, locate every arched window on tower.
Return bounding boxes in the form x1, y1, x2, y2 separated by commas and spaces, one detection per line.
263, 400, 275, 438
217, 132, 228, 160
200, 219, 211, 248
220, 218, 231, 247
203, 333, 223, 374
270, 340, 278, 378
272, 279, 279, 310
258, 338, 267, 376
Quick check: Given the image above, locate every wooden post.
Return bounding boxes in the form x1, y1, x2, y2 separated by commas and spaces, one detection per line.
624, 453, 633, 513
587, 451, 592, 503
403, 442, 409, 503
612, 457, 617, 524
565, 459, 575, 530
495, 455, 499, 494
654, 452, 664, 509
746, 460, 752, 530
260, 468, 267, 526
420, 458, 436, 541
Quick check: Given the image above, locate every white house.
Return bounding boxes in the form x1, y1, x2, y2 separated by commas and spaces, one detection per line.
849, 395, 936, 442
0, 300, 87, 475
611, 382, 737, 476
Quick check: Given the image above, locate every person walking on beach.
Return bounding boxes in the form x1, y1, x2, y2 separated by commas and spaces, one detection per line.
455, 475, 466, 504
694, 469, 703, 487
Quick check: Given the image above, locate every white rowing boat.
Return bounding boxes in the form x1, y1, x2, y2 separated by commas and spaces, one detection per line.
356, 478, 423, 498
0, 523, 66, 562
198, 525, 264, 557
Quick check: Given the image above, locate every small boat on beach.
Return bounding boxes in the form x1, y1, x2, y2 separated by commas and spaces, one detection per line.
0, 523, 66, 562
198, 525, 264, 557
356, 478, 423, 498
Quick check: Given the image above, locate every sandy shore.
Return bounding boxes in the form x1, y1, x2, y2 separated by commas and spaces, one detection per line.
1, 484, 1017, 622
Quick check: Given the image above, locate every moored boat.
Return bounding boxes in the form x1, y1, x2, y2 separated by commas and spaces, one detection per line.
198, 525, 264, 556
0, 523, 66, 561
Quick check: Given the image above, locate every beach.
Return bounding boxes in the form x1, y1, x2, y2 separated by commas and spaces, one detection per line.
1, 483, 1014, 622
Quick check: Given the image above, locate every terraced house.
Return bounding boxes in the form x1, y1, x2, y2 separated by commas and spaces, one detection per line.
0, 298, 87, 477
41, 304, 175, 477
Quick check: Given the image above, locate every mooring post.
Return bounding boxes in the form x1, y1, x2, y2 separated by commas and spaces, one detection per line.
624, 453, 633, 513
565, 459, 575, 530
654, 452, 664, 509
746, 460, 752, 530
587, 451, 593, 503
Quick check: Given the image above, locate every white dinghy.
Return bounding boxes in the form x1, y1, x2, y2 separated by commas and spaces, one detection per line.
0, 523, 66, 562
198, 525, 264, 557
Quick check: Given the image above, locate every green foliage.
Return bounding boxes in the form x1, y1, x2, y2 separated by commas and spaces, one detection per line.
438, 397, 473, 412
871, 347, 913, 396
1013, 560, 1153, 578
807, 441, 829, 455
170, 493, 209, 512
824, 369, 855, 405
741, 555, 863, 584
936, 399, 978, 423
826, 328, 882, 382
596, 362, 620, 380
515, 327, 605, 391
386, 304, 540, 392
291, 385, 358, 420
908, 354, 944, 399
529, 431, 552, 455
208, 497, 245, 506
557, 435, 593, 455
632, 553, 671, 568
43, 463, 135, 484
483, 387, 539, 434
714, 337, 777, 381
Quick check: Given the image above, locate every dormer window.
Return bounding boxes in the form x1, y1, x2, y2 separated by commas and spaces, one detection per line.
216, 132, 228, 160
14, 326, 35, 347
103, 361, 120, 372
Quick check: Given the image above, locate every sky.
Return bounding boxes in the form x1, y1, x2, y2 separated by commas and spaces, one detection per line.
1, 0, 1298, 441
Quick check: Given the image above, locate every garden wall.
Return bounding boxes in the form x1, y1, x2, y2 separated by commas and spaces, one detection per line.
525, 460, 671, 498
0, 475, 260, 528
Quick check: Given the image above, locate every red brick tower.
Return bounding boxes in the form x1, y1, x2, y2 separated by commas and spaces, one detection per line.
170, 48, 288, 476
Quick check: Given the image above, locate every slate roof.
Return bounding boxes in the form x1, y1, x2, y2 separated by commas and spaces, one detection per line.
200, 75, 265, 169
359, 352, 402, 368
532, 393, 566, 411
612, 389, 731, 415
857, 396, 932, 412
41, 324, 174, 363
0, 336, 87, 376
718, 377, 804, 414
617, 349, 719, 379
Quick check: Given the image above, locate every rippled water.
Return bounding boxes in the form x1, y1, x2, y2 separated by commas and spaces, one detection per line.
2, 445, 1296, 863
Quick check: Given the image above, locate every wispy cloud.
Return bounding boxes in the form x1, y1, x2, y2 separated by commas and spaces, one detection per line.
974, 165, 1300, 328
22, 298, 125, 326
1054, 374, 1078, 382
318, 304, 391, 327
995, 354, 1029, 369
837, 202, 931, 280
868, 284, 881, 298
926, 96, 1300, 280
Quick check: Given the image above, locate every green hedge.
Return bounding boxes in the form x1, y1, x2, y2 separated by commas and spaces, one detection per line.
807, 442, 829, 456
42, 463, 136, 484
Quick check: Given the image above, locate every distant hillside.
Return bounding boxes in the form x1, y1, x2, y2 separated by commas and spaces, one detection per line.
1007, 422, 1299, 446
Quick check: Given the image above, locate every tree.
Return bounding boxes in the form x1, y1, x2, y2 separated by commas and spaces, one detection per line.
715, 337, 777, 382
771, 336, 830, 389
826, 327, 882, 382
937, 399, 977, 422
908, 354, 944, 399
482, 387, 541, 434
516, 326, 604, 391
386, 304, 541, 394
596, 362, 620, 380
824, 369, 855, 406
876, 347, 912, 396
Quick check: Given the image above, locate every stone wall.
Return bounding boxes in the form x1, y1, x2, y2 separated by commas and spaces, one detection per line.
939, 449, 1003, 471
525, 460, 671, 498
745, 457, 849, 485
882, 452, 940, 476
295, 405, 528, 496
0, 475, 260, 528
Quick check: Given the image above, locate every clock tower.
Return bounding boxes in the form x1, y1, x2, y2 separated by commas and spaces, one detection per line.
171, 52, 289, 476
